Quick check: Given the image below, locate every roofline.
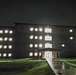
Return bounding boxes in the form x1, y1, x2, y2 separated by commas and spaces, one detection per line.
14, 22, 76, 27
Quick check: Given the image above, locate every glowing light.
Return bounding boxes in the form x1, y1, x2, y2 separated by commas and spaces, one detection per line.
62, 44, 65, 47
30, 44, 33, 48
5, 30, 8, 33
8, 53, 12, 57
35, 44, 38, 48
35, 28, 38, 31
30, 35, 34, 39
0, 53, 1, 57
34, 52, 38, 56
0, 30, 3, 33
39, 44, 43, 48
0, 45, 2, 49
35, 36, 38, 39
69, 29, 73, 32
39, 52, 41, 56
29, 52, 33, 56
45, 35, 52, 41
39, 28, 43, 32
3, 53, 7, 57
39, 36, 43, 40
9, 38, 13, 41
70, 37, 73, 40
0, 37, 3, 41
4, 45, 7, 49
4, 37, 8, 41
9, 30, 13, 34
30, 28, 34, 31
8, 45, 12, 49
45, 28, 52, 33
45, 43, 52, 48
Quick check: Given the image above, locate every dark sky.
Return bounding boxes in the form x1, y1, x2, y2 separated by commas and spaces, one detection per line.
0, 0, 76, 26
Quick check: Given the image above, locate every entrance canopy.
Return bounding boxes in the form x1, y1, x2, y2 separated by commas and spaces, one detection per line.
37, 48, 60, 52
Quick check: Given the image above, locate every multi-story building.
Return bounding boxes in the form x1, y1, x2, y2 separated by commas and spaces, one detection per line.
0, 23, 76, 58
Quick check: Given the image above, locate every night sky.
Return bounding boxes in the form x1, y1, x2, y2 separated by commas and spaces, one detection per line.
0, 0, 76, 26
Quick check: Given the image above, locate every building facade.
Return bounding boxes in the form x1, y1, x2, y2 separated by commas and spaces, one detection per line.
0, 23, 76, 58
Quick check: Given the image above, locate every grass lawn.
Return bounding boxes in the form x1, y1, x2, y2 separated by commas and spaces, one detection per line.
59, 58, 76, 68
0, 58, 55, 75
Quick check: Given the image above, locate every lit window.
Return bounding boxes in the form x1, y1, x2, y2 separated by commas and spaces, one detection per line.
9, 30, 13, 34
39, 28, 43, 32
0, 53, 1, 57
8, 45, 12, 49
30, 35, 33, 39
30, 28, 34, 31
4, 45, 7, 49
39, 44, 43, 48
39, 36, 43, 40
30, 44, 33, 48
62, 44, 65, 47
0, 37, 3, 41
45, 28, 52, 33
4, 37, 8, 41
9, 38, 13, 41
45, 43, 52, 48
0, 30, 3, 33
70, 37, 73, 40
39, 52, 41, 56
8, 53, 12, 57
34, 52, 38, 56
35, 44, 38, 48
69, 29, 73, 32
4, 30, 8, 33
29, 52, 33, 56
45, 35, 52, 41
35, 36, 38, 39
35, 28, 38, 31
0, 45, 2, 49
3, 53, 7, 57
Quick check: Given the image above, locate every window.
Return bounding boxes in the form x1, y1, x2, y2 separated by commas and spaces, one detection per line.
34, 44, 38, 48
0, 30, 3, 33
30, 35, 33, 39
9, 38, 13, 41
45, 28, 52, 33
39, 36, 43, 40
35, 28, 38, 31
34, 52, 38, 56
29, 52, 33, 56
39, 52, 41, 56
8, 53, 12, 57
9, 30, 13, 34
4, 30, 8, 33
45, 43, 52, 48
70, 37, 73, 40
39, 44, 43, 48
4, 45, 7, 49
3, 53, 7, 57
39, 28, 43, 32
0, 45, 2, 49
0, 53, 1, 57
45, 35, 52, 41
8, 45, 12, 49
4, 37, 8, 41
62, 44, 65, 47
35, 36, 38, 39
69, 29, 73, 32
30, 28, 34, 31
30, 44, 33, 48
0, 37, 3, 41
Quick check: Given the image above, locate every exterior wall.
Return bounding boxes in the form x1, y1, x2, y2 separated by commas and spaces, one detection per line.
14, 23, 76, 58
0, 23, 76, 58
0, 26, 15, 58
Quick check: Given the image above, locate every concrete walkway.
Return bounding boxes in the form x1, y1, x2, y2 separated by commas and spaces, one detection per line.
46, 57, 76, 75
